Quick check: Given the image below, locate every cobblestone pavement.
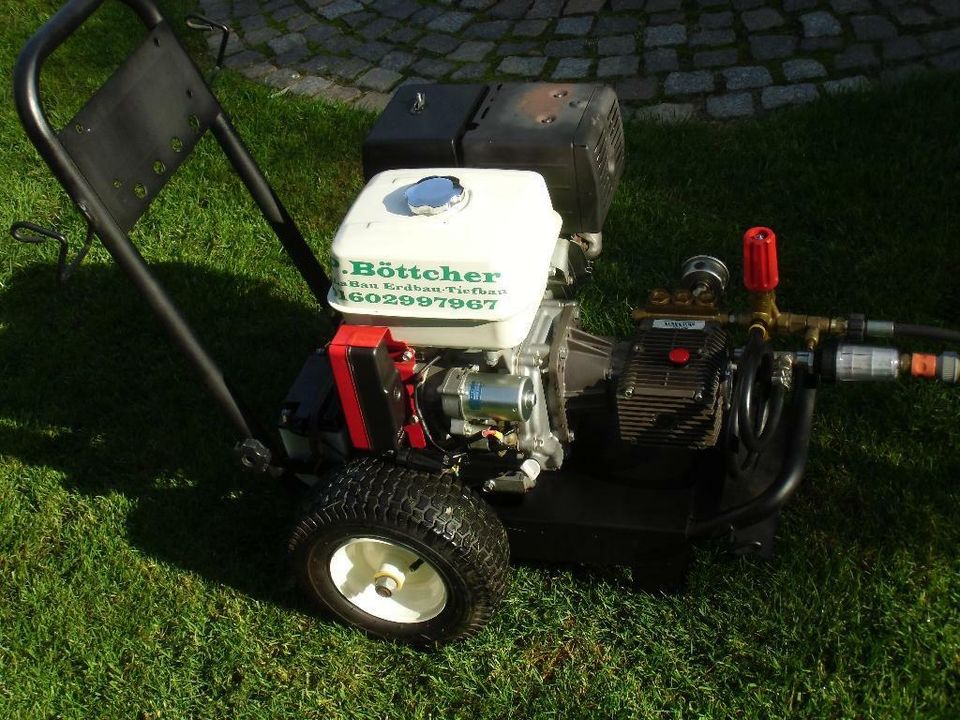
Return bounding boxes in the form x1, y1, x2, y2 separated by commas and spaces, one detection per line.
196, 0, 960, 119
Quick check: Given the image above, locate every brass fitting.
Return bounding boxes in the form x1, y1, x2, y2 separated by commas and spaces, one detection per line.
631, 288, 722, 323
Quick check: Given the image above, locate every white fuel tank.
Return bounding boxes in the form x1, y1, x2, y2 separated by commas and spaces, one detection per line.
328, 168, 562, 349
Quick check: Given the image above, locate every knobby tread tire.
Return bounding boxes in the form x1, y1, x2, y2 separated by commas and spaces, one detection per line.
288, 457, 510, 644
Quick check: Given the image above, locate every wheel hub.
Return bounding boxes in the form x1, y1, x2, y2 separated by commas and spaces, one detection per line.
328, 537, 448, 624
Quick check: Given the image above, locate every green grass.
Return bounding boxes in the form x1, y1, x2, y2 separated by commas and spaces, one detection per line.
2, 1, 960, 717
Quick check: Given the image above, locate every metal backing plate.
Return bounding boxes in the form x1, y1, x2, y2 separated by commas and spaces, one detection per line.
58, 21, 220, 232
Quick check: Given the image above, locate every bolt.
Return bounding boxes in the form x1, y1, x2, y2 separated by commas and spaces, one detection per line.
374, 576, 398, 598
624, 387, 634, 397
694, 391, 704, 402
558, 347, 568, 359
401, 349, 415, 361
482, 479, 496, 493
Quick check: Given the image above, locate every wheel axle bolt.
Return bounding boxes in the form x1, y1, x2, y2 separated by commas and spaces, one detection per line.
375, 575, 399, 598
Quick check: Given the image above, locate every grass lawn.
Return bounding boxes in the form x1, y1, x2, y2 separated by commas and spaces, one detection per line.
2, 1, 960, 717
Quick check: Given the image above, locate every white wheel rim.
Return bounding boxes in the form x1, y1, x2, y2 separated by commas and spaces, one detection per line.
328, 537, 448, 624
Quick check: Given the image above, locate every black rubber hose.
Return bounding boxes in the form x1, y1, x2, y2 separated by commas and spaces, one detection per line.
689, 368, 818, 539
893, 323, 960, 344
736, 329, 786, 454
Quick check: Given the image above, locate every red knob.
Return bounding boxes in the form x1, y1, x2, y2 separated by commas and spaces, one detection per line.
743, 226, 779, 292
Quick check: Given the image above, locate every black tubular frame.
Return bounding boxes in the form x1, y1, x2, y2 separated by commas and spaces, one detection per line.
14, 0, 335, 468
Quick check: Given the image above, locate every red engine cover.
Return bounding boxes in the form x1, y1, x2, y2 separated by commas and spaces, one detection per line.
328, 325, 427, 451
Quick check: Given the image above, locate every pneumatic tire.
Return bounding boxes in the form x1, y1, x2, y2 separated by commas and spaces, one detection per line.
288, 458, 510, 645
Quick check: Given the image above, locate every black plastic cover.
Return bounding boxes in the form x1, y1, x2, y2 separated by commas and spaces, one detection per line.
361, 82, 625, 236
362, 84, 487, 180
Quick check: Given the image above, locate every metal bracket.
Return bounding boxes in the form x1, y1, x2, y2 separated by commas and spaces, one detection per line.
185, 14, 231, 81
10, 219, 95, 285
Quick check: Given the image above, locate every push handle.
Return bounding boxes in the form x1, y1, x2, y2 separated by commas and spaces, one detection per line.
743, 226, 779, 293
185, 13, 231, 78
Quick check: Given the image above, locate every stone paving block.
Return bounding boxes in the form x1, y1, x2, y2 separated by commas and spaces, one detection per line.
931, 49, 960, 70
882, 36, 924, 60
783, 58, 827, 80
498, 55, 548, 74
723, 65, 773, 89
689, 29, 737, 46
665, 70, 715, 94
823, 75, 870, 93
784, 0, 817, 11
732, 0, 764, 9
694, 48, 739, 67
545, 38, 591, 56
597, 54, 641, 76
342, 12, 375, 29
595, 16, 639, 35
273, 5, 303, 21
649, 12, 685, 25
324, 34, 362, 54
742, 8, 785, 31
932, 0, 960, 17
320, 84, 363, 103
390, 27, 422, 43
355, 40, 393, 62
615, 76, 658, 100
239, 61, 276, 78
299, 54, 338, 73
461, 0, 496, 8
287, 13, 319, 31
357, 66, 404, 91
451, 62, 490, 79
700, 11, 734, 29
834, 43, 880, 69
304, 24, 340, 44
267, 33, 305, 56
636, 103, 695, 122
556, 16, 594, 35
240, 14, 268, 32
411, 6, 444, 25
412, 57, 455, 76
645, 24, 687, 47
563, 0, 605, 13
355, 92, 393, 113
418, 33, 460, 54
800, 11, 842, 37
514, 19, 551, 36
647, 0, 682, 11
262, 67, 302, 88
359, 18, 398, 40
332, 57, 372, 79
527, 0, 564, 17
319, 0, 363, 19
290, 75, 333, 97
851, 15, 898, 41
894, 6, 936, 25
611, 0, 645, 9
922, 28, 960, 51
552, 57, 594, 78
761, 83, 819, 109
801, 37, 844, 51
245, 26, 280, 45
491, 0, 533, 18
428, 11, 474, 32
381, 50, 417, 70
381, 0, 420, 19
599, 35, 637, 56
449, 41, 495, 61
275, 46, 310, 65
750, 34, 799, 60
706, 92, 754, 118
464, 20, 512, 40
644, 48, 680, 73
498, 41, 538, 55
830, 0, 871, 12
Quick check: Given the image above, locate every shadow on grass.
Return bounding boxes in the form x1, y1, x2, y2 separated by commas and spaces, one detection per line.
0, 260, 335, 610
